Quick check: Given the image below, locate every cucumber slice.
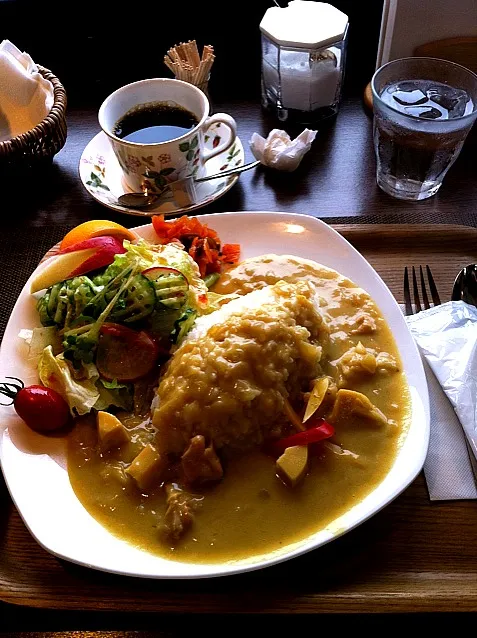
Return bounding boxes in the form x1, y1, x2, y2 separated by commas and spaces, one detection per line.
37, 293, 54, 327
143, 266, 189, 310
109, 274, 156, 323
47, 283, 61, 319
66, 276, 96, 318
46, 283, 69, 326
53, 285, 69, 325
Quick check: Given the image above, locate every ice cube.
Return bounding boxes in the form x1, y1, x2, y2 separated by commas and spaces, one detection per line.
405, 106, 443, 120
395, 81, 424, 92
393, 89, 428, 106
417, 107, 443, 120
427, 84, 470, 118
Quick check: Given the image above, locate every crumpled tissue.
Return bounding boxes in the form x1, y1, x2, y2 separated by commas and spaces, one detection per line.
407, 301, 477, 499
0, 40, 54, 143
249, 128, 316, 171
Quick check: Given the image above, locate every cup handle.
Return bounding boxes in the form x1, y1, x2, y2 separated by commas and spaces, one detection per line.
202, 113, 237, 163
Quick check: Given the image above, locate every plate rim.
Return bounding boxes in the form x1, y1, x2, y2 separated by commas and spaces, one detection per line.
0, 211, 430, 579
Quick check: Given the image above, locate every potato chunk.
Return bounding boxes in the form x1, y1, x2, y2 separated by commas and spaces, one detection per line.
126, 444, 165, 490
97, 411, 130, 452
276, 445, 309, 487
329, 389, 388, 426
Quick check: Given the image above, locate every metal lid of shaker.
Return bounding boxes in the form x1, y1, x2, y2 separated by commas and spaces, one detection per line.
260, 1, 348, 49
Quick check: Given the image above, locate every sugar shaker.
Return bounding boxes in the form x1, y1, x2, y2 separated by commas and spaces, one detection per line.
260, 1, 349, 122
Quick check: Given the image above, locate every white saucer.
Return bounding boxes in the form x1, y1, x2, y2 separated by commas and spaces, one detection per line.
79, 125, 245, 217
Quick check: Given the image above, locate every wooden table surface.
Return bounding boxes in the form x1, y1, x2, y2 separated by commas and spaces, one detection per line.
2, 92, 477, 631
4, 97, 477, 235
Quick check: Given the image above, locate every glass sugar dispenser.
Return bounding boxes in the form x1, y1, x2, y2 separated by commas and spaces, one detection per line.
260, 1, 349, 122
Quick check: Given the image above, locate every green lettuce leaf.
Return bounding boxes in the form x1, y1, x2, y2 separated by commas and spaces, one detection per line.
95, 379, 133, 412
100, 378, 129, 390
38, 346, 133, 415
38, 346, 99, 416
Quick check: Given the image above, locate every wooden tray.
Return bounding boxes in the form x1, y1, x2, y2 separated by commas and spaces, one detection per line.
2, 223, 477, 613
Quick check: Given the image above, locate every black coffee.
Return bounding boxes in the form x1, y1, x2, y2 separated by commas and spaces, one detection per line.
113, 102, 199, 144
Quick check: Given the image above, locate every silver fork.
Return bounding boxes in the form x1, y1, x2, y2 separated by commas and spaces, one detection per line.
403, 265, 441, 316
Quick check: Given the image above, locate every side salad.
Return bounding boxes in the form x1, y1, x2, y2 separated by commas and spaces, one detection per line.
7, 216, 240, 432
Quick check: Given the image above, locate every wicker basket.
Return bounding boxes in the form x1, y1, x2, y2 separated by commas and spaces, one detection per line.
0, 65, 67, 169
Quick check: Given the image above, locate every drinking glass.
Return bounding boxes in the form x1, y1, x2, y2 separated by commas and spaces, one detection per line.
371, 57, 477, 201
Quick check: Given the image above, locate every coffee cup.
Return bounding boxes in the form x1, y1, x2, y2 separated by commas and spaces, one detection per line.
98, 78, 237, 193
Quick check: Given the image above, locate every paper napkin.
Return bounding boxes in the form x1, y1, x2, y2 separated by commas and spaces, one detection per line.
0, 40, 54, 143
406, 301, 477, 500
249, 128, 316, 171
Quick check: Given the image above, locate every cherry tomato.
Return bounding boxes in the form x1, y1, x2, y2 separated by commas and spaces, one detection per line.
97, 323, 160, 382
13, 384, 70, 432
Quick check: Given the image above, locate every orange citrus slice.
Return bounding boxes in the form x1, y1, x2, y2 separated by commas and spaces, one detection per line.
59, 220, 137, 251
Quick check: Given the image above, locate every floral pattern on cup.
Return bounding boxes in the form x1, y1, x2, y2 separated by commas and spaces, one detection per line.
179, 134, 201, 177
141, 167, 175, 193
113, 133, 203, 191
218, 142, 243, 172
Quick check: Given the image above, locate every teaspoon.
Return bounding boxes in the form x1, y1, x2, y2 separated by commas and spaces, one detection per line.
451, 263, 477, 308
118, 159, 260, 209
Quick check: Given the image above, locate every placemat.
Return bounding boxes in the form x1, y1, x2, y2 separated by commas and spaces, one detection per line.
0, 225, 70, 341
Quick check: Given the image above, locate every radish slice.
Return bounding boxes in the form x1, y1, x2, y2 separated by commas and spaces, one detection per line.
97, 323, 160, 382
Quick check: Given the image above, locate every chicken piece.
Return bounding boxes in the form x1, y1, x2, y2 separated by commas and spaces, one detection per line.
324, 441, 360, 462
99, 461, 129, 486
298, 341, 323, 366
348, 311, 377, 335
329, 389, 388, 426
162, 484, 203, 542
181, 435, 223, 485
376, 351, 400, 373
335, 342, 377, 383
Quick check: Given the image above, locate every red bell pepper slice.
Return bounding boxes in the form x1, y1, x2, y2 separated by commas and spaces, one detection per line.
268, 418, 335, 456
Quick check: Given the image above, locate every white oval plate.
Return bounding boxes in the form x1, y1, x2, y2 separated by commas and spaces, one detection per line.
0, 212, 429, 579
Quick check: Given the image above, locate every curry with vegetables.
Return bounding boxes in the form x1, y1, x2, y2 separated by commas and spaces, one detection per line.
65, 241, 410, 563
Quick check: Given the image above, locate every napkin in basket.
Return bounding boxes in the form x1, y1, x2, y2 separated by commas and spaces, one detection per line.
0, 40, 54, 143
249, 129, 316, 171
406, 301, 477, 500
